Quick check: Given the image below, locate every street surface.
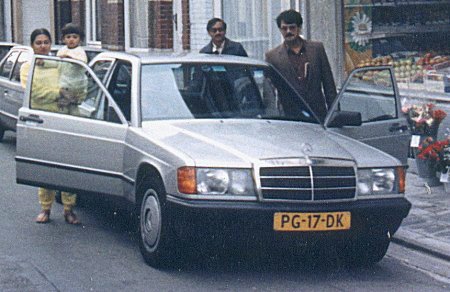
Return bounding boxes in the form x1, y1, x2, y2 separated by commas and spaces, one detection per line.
1, 132, 449, 291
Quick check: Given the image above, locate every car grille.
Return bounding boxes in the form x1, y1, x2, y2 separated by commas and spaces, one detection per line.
259, 162, 356, 201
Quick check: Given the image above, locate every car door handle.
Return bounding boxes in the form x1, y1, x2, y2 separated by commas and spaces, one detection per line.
19, 114, 44, 124
389, 123, 408, 132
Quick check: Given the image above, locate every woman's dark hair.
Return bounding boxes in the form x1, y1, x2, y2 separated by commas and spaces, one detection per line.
30, 28, 52, 45
276, 9, 303, 28
61, 23, 85, 39
206, 18, 227, 32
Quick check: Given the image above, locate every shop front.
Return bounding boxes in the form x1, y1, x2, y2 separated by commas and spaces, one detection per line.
341, 0, 449, 176
343, 0, 450, 100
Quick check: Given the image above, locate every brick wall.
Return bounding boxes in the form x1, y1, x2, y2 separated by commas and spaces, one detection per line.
182, 0, 190, 50
148, 0, 173, 49
101, 0, 125, 51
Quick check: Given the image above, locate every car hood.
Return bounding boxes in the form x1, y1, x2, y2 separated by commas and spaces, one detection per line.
141, 119, 399, 167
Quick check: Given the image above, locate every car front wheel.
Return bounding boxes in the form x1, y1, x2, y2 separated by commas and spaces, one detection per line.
342, 229, 390, 267
138, 180, 176, 268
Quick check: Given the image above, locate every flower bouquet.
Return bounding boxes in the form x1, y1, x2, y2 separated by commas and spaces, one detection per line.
402, 103, 447, 137
417, 137, 449, 169
416, 136, 449, 185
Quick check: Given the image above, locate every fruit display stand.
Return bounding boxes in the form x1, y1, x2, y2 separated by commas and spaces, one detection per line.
396, 57, 450, 98
344, 0, 450, 91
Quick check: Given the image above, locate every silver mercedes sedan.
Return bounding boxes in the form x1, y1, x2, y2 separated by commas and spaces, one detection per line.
15, 52, 411, 268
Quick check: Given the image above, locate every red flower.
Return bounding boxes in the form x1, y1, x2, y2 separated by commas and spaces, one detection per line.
417, 138, 449, 162
432, 109, 447, 123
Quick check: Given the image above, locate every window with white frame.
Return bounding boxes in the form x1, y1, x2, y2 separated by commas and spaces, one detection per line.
86, 0, 102, 46
222, 0, 296, 60
127, 0, 149, 49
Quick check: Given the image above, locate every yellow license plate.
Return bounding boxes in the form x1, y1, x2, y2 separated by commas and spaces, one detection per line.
273, 212, 351, 231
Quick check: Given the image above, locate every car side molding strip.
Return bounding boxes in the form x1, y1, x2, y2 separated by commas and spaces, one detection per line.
15, 156, 135, 185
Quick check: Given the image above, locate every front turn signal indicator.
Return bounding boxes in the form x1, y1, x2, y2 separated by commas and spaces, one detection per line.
177, 166, 197, 194
397, 167, 406, 193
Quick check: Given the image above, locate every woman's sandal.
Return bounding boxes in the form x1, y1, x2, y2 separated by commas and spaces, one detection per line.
35, 210, 50, 224
64, 210, 81, 225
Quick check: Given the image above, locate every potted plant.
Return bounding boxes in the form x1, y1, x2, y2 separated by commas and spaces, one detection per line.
416, 136, 449, 186
403, 103, 447, 138
439, 143, 450, 192
403, 103, 447, 165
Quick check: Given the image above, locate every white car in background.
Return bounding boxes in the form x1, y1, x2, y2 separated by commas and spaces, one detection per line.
0, 45, 104, 140
0, 42, 17, 61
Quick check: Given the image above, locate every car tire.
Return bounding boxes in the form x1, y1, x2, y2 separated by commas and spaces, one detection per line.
55, 191, 62, 204
137, 178, 177, 268
343, 229, 390, 267
0, 127, 5, 142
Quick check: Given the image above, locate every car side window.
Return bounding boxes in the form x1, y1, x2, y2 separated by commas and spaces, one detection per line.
0, 51, 19, 79
107, 61, 132, 121
337, 68, 397, 123
29, 57, 122, 124
92, 60, 113, 83
0, 47, 13, 61
86, 50, 103, 63
11, 52, 31, 82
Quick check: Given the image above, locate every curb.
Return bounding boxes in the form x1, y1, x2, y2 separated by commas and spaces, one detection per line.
392, 228, 450, 262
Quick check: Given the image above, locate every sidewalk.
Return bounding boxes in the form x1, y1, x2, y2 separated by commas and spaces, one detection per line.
393, 163, 450, 261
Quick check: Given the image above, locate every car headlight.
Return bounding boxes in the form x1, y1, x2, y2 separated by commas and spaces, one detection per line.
357, 167, 404, 196
177, 167, 256, 196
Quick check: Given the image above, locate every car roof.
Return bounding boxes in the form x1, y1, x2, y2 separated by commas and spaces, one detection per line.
94, 51, 269, 66
6, 44, 103, 53
10, 45, 32, 50
50, 44, 105, 52
0, 41, 18, 47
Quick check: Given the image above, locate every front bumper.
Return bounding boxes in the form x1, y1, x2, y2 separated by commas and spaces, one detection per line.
166, 195, 411, 242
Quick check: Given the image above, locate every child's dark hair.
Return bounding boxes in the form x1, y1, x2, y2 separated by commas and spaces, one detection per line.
61, 23, 84, 39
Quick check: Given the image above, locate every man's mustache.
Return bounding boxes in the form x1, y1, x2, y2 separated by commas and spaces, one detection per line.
285, 33, 295, 37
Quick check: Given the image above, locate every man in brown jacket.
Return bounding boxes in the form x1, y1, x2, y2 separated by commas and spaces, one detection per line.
265, 9, 337, 122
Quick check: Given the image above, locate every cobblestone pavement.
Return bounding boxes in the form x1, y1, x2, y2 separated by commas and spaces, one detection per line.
393, 167, 450, 261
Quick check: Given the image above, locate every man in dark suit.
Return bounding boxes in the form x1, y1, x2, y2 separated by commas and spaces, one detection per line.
200, 18, 248, 57
265, 10, 337, 122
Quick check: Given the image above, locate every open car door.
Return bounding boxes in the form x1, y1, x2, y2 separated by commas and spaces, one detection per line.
15, 55, 129, 196
325, 66, 410, 166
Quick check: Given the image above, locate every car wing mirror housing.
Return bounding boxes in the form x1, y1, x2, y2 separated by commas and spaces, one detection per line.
328, 111, 362, 128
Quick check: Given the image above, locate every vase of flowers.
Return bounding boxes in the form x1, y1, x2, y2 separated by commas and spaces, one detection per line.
439, 144, 450, 192
403, 103, 447, 163
403, 103, 447, 138
416, 137, 449, 186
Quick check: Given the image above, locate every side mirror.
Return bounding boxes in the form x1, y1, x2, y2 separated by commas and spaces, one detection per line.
328, 111, 362, 128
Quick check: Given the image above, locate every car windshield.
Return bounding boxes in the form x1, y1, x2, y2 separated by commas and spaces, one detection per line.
140, 63, 319, 124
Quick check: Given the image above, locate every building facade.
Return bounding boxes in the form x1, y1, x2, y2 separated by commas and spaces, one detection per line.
1, 0, 449, 94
